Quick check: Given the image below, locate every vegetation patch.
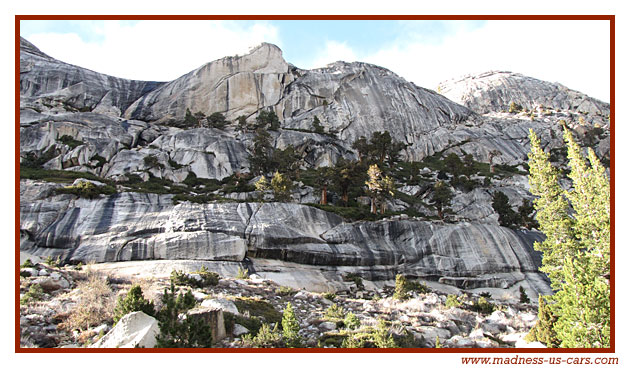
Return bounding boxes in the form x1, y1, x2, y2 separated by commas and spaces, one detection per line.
230, 296, 282, 325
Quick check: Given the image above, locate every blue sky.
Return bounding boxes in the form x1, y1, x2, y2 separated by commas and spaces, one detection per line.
20, 19, 610, 101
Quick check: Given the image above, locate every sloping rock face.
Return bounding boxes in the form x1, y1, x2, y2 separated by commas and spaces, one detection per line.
91, 311, 159, 348
124, 43, 291, 122
437, 71, 610, 116
20, 37, 163, 117
20, 38, 608, 297
20, 188, 547, 293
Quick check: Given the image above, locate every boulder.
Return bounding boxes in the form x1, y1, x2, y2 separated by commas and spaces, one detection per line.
91, 311, 159, 348
186, 307, 226, 343
201, 298, 240, 315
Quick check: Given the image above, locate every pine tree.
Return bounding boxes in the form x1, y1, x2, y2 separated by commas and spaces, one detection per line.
271, 171, 293, 202
527, 128, 610, 348
281, 302, 302, 348
365, 164, 383, 214
113, 285, 155, 324
430, 180, 453, 220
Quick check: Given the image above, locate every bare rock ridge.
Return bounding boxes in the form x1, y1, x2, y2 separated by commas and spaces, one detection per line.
19, 188, 550, 295
20, 37, 609, 296
437, 70, 609, 116
20, 37, 164, 116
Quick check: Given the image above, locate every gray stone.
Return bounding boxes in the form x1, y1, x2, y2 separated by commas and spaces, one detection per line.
186, 307, 226, 343
232, 324, 249, 337
91, 311, 159, 348
201, 298, 240, 315
319, 321, 337, 331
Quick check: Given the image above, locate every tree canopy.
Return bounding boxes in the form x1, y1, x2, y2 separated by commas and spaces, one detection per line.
527, 127, 610, 348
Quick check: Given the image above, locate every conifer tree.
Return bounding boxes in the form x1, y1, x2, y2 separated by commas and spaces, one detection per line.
527, 128, 610, 348
281, 302, 302, 348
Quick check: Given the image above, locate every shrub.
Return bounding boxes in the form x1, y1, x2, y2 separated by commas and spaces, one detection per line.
519, 286, 531, 304
393, 274, 409, 301
155, 282, 211, 348
281, 302, 302, 347
231, 297, 282, 325
372, 319, 398, 348
20, 259, 34, 269
471, 297, 495, 315
170, 267, 219, 288
58, 135, 83, 149
435, 336, 443, 348
113, 285, 155, 324
525, 295, 559, 347
241, 323, 284, 348
445, 294, 462, 308
338, 319, 397, 348
236, 267, 249, 280
480, 291, 492, 299
143, 155, 163, 169
342, 273, 364, 290
21, 283, 45, 305
343, 312, 361, 330
276, 286, 297, 296
62, 273, 114, 331
324, 303, 345, 321
407, 280, 431, 294
45, 255, 61, 268
322, 292, 336, 301
508, 102, 523, 113
56, 180, 116, 199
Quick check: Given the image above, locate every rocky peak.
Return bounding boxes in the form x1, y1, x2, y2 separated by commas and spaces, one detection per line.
20, 37, 53, 60
437, 70, 610, 116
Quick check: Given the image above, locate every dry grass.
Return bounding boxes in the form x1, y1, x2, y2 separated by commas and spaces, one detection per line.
60, 272, 114, 332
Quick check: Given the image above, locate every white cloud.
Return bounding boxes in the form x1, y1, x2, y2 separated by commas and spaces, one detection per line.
362, 20, 610, 101
26, 20, 281, 81
307, 40, 359, 69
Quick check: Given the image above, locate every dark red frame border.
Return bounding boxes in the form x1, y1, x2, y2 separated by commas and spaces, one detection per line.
15, 14, 615, 354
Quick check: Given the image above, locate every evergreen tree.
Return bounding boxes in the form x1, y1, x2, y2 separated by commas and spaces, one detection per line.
352, 136, 370, 162
113, 285, 155, 324
492, 191, 518, 228
315, 166, 335, 205
281, 302, 302, 348
207, 112, 227, 129
430, 180, 453, 220
249, 129, 273, 174
271, 171, 293, 202
312, 116, 324, 134
365, 164, 383, 214
527, 128, 610, 348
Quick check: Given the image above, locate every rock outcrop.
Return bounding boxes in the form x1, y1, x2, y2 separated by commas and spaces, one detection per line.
20, 188, 549, 294
437, 71, 610, 117
91, 311, 159, 348
20, 37, 163, 117
19, 37, 609, 299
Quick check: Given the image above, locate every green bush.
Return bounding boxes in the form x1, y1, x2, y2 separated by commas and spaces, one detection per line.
241, 323, 284, 348
393, 274, 409, 301
445, 294, 462, 308
519, 286, 531, 304
155, 282, 210, 348
21, 283, 45, 305
525, 295, 559, 347
276, 286, 297, 296
170, 267, 219, 288
281, 302, 302, 348
342, 273, 364, 290
56, 180, 117, 199
20, 259, 34, 269
58, 135, 83, 149
508, 102, 523, 113
343, 312, 361, 330
471, 296, 495, 315
324, 303, 345, 321
45, 255, 61, 268
322, 292, 336, 301
113, 285, 155, 324
236, 267, 249, 280
231, 297, 282, 325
